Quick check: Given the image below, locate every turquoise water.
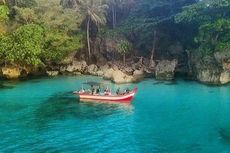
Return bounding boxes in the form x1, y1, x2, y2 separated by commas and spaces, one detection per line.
0, 76, 230, 153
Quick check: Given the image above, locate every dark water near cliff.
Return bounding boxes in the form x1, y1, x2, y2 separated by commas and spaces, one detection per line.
0, 76, 230, 153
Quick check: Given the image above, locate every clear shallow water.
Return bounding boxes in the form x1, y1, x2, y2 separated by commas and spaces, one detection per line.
0, 76, 230, 153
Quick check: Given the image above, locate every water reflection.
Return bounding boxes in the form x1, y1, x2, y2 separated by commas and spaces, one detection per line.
0, 82, 15, 90
33, 92, 133, 129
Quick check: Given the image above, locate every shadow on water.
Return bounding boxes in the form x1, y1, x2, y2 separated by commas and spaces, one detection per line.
0, 80, 17, 90
0, 83, 15, 90
33, 91, 131, 129
219, 127, 230, 144
153, 80, 177, 85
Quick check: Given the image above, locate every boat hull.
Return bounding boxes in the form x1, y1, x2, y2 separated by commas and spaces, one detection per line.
74, 88, 138, 103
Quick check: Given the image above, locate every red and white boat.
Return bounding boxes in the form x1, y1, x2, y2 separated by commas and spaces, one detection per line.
74, 88, 138, 104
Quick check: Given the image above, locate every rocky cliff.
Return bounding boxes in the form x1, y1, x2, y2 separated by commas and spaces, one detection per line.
192, 52, 230, 85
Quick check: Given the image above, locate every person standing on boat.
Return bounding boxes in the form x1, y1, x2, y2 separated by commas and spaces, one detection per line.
91, 85, 95, 95
116, 88, 120, 95
125, 88, 130, 94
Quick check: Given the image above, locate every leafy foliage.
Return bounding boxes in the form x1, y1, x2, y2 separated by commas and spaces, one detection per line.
176, 0, 230, 56
195, 18, 230, 55
0, 23, 83, 66
42, 29, 83, 63
0, 24, 44, 66
118, 39, 132, 55
14, 7, 37, 24
0, 5, 9, 22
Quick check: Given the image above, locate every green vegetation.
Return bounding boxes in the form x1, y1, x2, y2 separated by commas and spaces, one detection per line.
0, 0, 230, 71
118, 39, 132, 65
176, 0, 230, 56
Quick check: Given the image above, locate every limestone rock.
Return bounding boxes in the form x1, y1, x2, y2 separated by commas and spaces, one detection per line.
103, 68, 114, 80
155, 60, 178, 80
133, 69, 144, 75
2, 67, 22, 79
87, 64, 98, 75
124, 67, 134, 75
197, 69, 220, 84
66, 60, 87, 73
100, 64, 110, 75
223, 62, 230, 71
96, 70, 104, 76
112, 69, 135, 84
46, 71, 59, 76
220, 71, 230, 84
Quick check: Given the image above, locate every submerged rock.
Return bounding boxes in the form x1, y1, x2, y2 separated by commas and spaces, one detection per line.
155, 59, 178, 80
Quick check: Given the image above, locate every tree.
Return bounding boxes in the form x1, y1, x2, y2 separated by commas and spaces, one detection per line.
78, 0, 107, 60
118, 39, 132, 65
42, 28, 83, 64
119, 0, 197, 61
14, 7, 37, 24
36, 0, 83, 32
175, 0, 230, 56
0, 24, 44, 66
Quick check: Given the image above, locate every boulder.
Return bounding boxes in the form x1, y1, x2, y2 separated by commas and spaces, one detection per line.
223, 62, 230, 71
1, 67, 22, 79
192, 55, 230, 84
124, 67, 134, 75
66, 60, 87, 73
102, 67, 136, 83
197, 69, 220, 84
100, 64, 110, 74
87, 64, 98, 75
73, 72, 82, 75
112, 69, 135, 84
96, 70, 104, 76
133, 70, 144, 77
220, 71, 230, 84
103, 68, 114, 80
155, 60, 178, 80
46, 71, 59, 77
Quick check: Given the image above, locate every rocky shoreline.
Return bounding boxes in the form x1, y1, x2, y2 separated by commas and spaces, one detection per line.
1, 51, 230, 85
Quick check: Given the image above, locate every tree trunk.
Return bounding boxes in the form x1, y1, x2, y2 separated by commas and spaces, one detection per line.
112, 5, 115, 29
123, 54, 126, 65
186, 50, 192, 74
114, 5, 117, 28
87, 18, 91, 60
150, 30, 157, 61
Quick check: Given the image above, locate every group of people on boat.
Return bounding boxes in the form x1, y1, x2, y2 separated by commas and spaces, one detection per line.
78, 86, 130, 96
